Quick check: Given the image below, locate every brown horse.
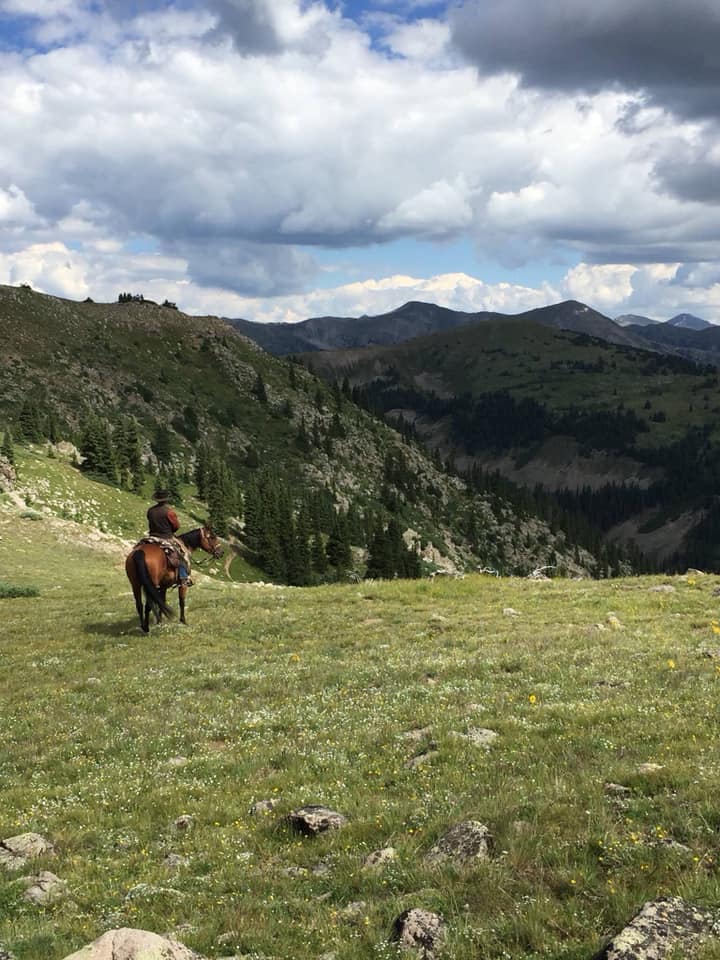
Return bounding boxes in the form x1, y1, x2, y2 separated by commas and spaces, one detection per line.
126, 526, 224, 632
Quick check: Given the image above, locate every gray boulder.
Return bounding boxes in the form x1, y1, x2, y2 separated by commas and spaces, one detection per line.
60, 928, 204, 959
391, 909, 445, 958
22, 870, 67, 905
0, 833, 54, 871
597, 897, 718, 959
425, 820, 493, 867
287, 805, 348, 835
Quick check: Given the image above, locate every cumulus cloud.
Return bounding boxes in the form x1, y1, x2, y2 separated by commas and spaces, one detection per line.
0, 0, 718, 321
449, 0, 720, 121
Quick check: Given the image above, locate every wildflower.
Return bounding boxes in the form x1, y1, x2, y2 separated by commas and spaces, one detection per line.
528, 694, 537, 704
667, 659, 676, 670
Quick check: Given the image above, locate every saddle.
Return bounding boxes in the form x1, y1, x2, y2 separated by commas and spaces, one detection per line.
133, 536, 190, 571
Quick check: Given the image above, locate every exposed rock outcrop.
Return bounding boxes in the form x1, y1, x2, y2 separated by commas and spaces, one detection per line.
596, 897, 718, 959
60, 928, 204, 960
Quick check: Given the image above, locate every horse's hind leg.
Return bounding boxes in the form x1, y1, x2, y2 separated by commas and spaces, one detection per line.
133, 584, 143, 628
156, 587, 168, 624
143, 598, 151, 633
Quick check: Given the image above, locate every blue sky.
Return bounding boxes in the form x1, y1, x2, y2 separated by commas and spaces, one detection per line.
0, 0, 718, 322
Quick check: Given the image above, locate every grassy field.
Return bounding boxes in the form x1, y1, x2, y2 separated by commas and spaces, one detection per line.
2, 502, 720, 959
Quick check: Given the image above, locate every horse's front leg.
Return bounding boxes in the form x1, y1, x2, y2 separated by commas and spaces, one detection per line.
178, 584, 188, 625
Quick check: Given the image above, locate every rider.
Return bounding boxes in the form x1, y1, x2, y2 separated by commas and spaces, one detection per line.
147, 489, 193, 587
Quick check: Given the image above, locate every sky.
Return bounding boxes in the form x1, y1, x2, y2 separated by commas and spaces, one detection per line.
0, 0, 719, 323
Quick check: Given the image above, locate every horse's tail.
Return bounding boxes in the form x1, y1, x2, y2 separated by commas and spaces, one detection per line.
133, 549, 174, 619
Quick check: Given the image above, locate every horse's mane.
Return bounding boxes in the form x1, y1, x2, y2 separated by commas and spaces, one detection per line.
179, 528, 202, 549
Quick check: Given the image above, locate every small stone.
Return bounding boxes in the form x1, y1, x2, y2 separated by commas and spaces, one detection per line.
425, 820, 493, 866
461, 728, 498, 749
597, 897, 716, 960
280, 865, 309, 878
0, 944, 16, 960
22, 871, 67, 905
637, 762, 664, 774
363, 847, 397, 871
511, 819, 531, 835
429, 614, 448, 624
503, 607, 520, 617
312, 858, 333, 877
340, 901, 366, 921
0, 833, 54, 871
607, 614, 623, 629
391, 909, 445, 958
174, 814, 194, 831
125, 883, 185, 901
604, 782, 632, 796
250, 798, 283, 816
288, 805, 348, 835
167, 756, 189, 768
406, 748, 439, 769
655, 837, 692, 854
163, 853, 190, 870
649, 585, 676, 593
402, 727, 433, 743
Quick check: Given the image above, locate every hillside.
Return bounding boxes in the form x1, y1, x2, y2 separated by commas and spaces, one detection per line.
0, 284, 600, 579
300, 319, 720, 568
2, 515, 720, 959
228, 299, 652, 356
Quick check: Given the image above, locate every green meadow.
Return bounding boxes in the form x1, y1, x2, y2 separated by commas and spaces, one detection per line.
2, 478, 720, 958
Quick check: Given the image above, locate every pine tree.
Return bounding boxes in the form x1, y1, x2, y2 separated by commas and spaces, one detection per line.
152, 424, 173, 465
253, 371, 268, 404
1, 430, 14, 465
17, 400, 43, 443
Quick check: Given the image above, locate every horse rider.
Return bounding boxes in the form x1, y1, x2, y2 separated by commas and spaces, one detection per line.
147, 489, 193, 587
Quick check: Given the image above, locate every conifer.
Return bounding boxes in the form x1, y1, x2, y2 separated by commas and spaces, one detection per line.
1, 430, 15, 465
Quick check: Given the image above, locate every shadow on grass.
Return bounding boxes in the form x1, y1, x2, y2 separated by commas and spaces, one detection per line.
83, 619, 140, 638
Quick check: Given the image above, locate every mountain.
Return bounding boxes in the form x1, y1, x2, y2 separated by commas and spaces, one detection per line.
0, 283, 601, 579
667, 312, 712, 330
229, 299, 651, 356
300, 317, 720, 569
615, 313, 660, 326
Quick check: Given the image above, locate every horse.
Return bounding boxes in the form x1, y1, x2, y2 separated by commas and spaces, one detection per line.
125, 526, 224, 633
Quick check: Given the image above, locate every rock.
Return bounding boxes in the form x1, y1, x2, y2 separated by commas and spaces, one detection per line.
607, 614, 624, 629
391, 909, 445, 958
648, 585, 676, 593
162, 853, 190, 870
125, 883, 185, 901
604, 782, 632, 796
597, 897, 717, 959
655, 838, 692, 854
425, 820, 493, 867
22, 870, 67, 905
686, 568, 705, 576
288, 805, 348, 835
405, 747, 439, 769
0, 455, 16, 493
637, 763, 664, 774
173, 814, 194, 831
0, 945, 16, 960
363, 847, 397, 871
402, 727, 433, 743
0, 833, 54, 870
460, 728, 498, 749
60, 927, 204, 959
340, 901, 366, 921
503, 607, 520, 617
166, 756, 189, 768
250, 798, 283, 816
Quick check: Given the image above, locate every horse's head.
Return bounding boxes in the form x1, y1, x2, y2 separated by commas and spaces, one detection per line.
200, 525, 224, 559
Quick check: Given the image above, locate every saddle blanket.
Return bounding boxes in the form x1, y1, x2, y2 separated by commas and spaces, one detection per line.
132, 536, 191, 569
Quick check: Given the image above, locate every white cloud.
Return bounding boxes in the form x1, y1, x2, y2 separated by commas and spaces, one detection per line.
0, 0, 717, 322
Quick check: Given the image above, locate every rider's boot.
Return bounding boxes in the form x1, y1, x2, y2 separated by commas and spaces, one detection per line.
178, 563, 193, 588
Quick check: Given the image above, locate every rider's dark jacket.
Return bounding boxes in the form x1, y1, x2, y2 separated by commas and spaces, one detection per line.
147, 503, 180, 538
